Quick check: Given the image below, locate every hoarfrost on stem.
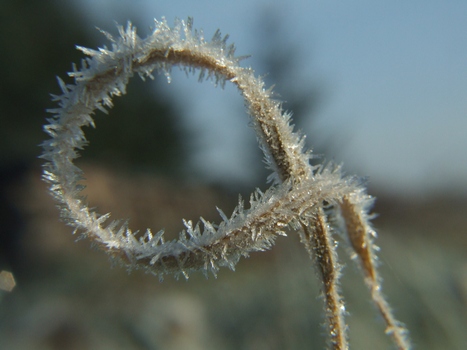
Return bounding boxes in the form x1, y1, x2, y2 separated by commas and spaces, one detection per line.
41, 18, 410, 350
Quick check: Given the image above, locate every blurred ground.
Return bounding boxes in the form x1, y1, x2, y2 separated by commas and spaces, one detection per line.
0, 163, 465, 349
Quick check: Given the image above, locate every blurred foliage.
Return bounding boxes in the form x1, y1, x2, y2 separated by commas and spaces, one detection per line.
0, 0, 187, 274
255, 9, 322, 130
0, 0, 187, 175
0, 3, 466, 349
0, 0, 91, 164
244, 8, 325, 184
1, 165, 466, 349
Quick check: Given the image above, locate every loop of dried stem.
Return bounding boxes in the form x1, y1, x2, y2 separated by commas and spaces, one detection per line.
41, 18, 410, 349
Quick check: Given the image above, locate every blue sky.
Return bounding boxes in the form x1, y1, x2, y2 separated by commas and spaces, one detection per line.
77, 0, 467, 196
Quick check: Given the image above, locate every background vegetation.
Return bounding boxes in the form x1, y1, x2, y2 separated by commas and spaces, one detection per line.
0, 1, 465, 349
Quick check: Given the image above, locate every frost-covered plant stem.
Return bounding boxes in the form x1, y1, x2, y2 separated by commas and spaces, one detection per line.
41, 18, 410, 349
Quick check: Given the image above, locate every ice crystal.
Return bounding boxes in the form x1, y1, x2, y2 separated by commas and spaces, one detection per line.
41, 18, 410, 350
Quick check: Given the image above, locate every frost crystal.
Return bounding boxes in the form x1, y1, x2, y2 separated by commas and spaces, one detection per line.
41, 18, 410, 349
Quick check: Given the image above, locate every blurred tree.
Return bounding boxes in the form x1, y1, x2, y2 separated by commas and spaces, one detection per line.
0, 0, 187, 174
245, 7, 325, 185
256, 10, 322, 129
0, 0, 187, 273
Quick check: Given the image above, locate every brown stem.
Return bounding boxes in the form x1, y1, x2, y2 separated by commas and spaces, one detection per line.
340, 195, 410, 350
300, 211, 348, 350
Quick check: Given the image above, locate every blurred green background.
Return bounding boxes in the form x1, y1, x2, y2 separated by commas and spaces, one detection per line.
0, 1, 466, 349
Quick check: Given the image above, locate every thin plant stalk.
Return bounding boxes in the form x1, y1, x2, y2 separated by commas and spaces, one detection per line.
41, 18, 410, 349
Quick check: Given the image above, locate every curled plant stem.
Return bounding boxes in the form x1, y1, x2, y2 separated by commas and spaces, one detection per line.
41, 18, 410, 349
